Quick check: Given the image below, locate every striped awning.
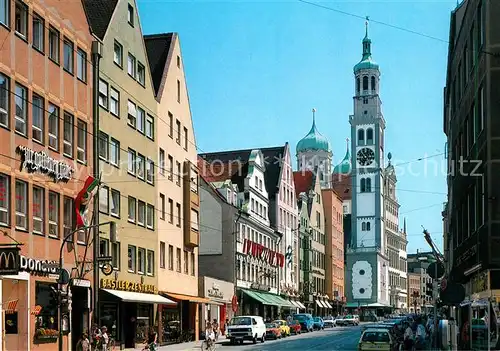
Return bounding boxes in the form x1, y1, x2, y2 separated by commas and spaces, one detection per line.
323, 300, 333, 308
3, 300, 18, 314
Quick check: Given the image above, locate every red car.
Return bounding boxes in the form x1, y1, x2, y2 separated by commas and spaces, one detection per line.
288, 321, 302, 334
265, 323, 282, 339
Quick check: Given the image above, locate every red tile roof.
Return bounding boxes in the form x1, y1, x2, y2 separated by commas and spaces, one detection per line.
331, 173, 352, 200
293, 171, 314, 197
197, 156, 243, 183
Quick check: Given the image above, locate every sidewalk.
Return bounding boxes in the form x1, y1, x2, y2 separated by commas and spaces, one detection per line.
134, 339, 225, 351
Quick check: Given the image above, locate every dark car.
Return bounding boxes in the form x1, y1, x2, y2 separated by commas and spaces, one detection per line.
313, 317, 324, 330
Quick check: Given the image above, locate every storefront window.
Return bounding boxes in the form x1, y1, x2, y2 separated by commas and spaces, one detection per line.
100, 302, 119, 340
162, 305, 180, 342
35, 282, 58, 343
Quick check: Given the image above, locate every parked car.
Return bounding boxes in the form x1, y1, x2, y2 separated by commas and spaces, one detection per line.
265, 323, 281, 340
293, 313, 314, 332
358, 328, 398, 351
273, 320, 291, 337
313, 317, 324, 330
337, 314, 358, 326
226, 316, 266, 344
288, 320, 302, 334
323, 316, 336, 328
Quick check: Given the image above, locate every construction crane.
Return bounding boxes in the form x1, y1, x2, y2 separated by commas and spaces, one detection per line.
422, 226, 444, 265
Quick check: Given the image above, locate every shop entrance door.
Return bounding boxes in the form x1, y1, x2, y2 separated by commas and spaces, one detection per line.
123, 302, 137, 348
71, 287, 89, 350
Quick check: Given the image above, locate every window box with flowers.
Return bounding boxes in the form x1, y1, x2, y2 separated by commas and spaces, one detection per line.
34, 328, 58, 344
33, 282, 59, 344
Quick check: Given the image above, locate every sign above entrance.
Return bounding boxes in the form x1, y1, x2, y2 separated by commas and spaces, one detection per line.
242, 239, 285, 268
208, 283, 224, 299
100, 278, 156, 294
17, 146, 74, 182
250, 283, 270, 292
0, 247, 21, 275
20, 255, 59, 276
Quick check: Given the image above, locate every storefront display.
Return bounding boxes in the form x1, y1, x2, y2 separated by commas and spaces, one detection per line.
34, 282, 59, 344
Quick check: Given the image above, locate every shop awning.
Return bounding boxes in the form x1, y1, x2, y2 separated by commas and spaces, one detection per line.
315, 300, 324, 308
323, 300, 333, 308
345, 302, 368, 308
103, 289, 176, 304
272, 295, 295, 308
241, 289, 274, 305
162, 292, 211, 304
289, 300, 300, 308
296, 301, 306, 309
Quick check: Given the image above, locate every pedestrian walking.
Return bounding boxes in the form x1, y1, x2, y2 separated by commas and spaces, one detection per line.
212, 319, 219, 341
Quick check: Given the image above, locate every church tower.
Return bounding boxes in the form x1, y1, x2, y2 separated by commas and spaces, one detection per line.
345, 21, 390, 308
296, 109, 332, 189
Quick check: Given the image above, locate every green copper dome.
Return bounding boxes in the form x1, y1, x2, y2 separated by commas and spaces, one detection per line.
296, 112, 331, 153
354, 21, 379, 73
333, 143, 351, 174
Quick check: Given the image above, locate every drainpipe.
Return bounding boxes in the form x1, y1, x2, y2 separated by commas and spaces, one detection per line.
91, 40, 102, 327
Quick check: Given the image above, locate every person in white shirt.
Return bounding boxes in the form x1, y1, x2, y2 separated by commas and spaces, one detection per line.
415, 320, 426, 350
403, 323, 414, 350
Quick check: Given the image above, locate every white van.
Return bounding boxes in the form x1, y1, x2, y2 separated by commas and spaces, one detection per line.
226, 315, 266, 344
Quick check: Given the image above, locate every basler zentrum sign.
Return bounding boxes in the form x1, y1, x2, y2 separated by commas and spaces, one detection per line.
0, 247, 21, 275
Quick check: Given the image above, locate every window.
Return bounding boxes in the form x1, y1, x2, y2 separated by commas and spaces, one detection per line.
137, 106, 145, 133
366, 128, 374, 145
168, 245, 174, 270
33, 186, 44, 234
316, 211, 321, 228
32, 14, 44, 51
111, 242, 120, 270
137, 62, 145, 85
137, 248, 145, 274
159, 149, 165, 176
147, 250, 154, 275
358, 129, 364, 144
160, 242, 166, 268
0, 0, 8, 26
127, 149, 136, 175
137, 154, 145, 180
367, 222, 371, 231
360, 178, 366, 192
99, 79, 108, 108
0, 74, 8, 128
35, 282, 59, 335
128, 245, 136, 272
48, 103, 59, 150
48, 192, 59, 238
176, 248, 181, 272
76, 48, 87, 81
147, 204, 154, 229
191, 209, 199, 231
168, 112, 173, 137
63, 38, 74, 73
184, 250, 188, 274
98, 131, 108, 160
113, 40, 123, 67
176, 119, 181, 144
127, 4, 134, 26
177, 55, 181, 68
168, 198, 173, 223
366, 178, 372, 192
15, 1, 28, 38
479, 86, 485, 132
191, 253, 195, 276
127, 100, 136, 127
0, 174, 9, 226
177, 80, 181, 102
128, 196, 136, 223
183, 126, 188, 150
48, 26, 60, 63
63, 197, 75, 241
76, 119, 87, 163
371, 76, 376, 91
14, 83, 27, 135
127, 53, 136, 78
160, 194, 165, 220
146, 159, 154, 184
176, 203, 181, 227
15, 180, 27, 230
63, 112, 74, 157
137, 200, 146, 226
110, 87, 119, 116
99, 186, 109, 214
32, 94, 44, 143
146, 114, 154, 140
168, 155, 173, 180
110, 138, 119, 166
176, 161, 181, 185
110, 189, 120, 217
362, 76, 368, 91
190, 168, 198, 193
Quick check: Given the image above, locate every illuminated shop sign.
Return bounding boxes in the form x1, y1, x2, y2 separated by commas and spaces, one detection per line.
100, 278, 157, 294
17, 146, 74, 182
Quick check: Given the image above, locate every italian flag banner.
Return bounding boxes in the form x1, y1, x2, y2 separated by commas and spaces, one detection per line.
75, 176, 100, 228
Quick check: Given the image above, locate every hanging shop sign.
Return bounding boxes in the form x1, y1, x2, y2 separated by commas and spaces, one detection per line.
0, 247, 21, 275
242, 239, 285, 268
250, 283, 270, 292
19, 255, 59, 276
17, 146, 74, 182
208, 283, 224, 299
100, 278, 157, 294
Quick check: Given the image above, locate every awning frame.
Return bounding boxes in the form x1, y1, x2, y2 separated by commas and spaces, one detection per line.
102, 289, 176, 305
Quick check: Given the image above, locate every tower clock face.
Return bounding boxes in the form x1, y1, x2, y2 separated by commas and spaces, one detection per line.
357, 148, 375, 166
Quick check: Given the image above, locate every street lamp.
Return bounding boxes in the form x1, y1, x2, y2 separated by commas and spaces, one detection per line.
57, 221, 116, 351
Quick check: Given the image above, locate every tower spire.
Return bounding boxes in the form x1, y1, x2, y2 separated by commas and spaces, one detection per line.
312, 108, 317, 128
362, 16, 372, 60
403, 218, 407, 234
346, 137, 350, 151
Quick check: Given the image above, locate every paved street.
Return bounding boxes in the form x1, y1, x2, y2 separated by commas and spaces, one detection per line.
151, 325, 364, 351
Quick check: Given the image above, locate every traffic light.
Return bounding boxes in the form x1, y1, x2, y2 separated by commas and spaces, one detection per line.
59, 287, 72, 333
426, 282, 433, 298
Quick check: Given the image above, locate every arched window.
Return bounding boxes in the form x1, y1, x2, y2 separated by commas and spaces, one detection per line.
362, 222, 366, 231
366, 178, 372, 192
366, 222, 371, 231
363, 76, 368, 91
356, 77, 360, 94
358, 129, 365, 145
366, 128, 374, 145
360, 178, 366, 192
371, 76, 376, 91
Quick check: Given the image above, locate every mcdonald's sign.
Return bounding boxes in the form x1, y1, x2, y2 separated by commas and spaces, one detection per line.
0, 247, 21, 275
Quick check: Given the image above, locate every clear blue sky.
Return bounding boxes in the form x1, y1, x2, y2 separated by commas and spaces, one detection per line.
138, 0, 458, 253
